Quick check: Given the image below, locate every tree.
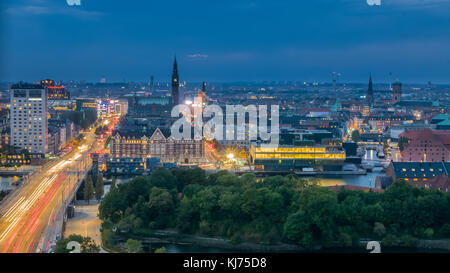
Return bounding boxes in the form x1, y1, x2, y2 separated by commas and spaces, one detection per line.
373, 222, 386, 238
97, 169, 450, 250
84, 174, 94, 205
95, 174, 105, 200
110, 177, 117, 191
351, 130, 360, 143
148, 188, 174, 228
125, 239, 142, 253
154, 247, 166, 253
54, 234, 100, 253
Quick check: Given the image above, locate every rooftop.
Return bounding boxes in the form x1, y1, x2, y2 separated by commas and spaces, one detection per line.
10, 82, 44, 89
391, 161, 449, 178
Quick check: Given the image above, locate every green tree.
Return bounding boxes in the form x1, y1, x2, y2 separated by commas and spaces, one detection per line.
84, 174, 95, 205
373, 222, 386, 238
148, 187, 174, 228
95, 174, 105, 200
154, 247, 166, 253
351, 130, 360, 143
125, 239, 142, 253
99, 185, 127, 222
54, 234, 100, 253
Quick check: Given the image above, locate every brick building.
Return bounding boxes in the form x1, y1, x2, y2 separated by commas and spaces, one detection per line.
384, 161, 450, 191
399, 129, 450, 162
110, 128, 205, 164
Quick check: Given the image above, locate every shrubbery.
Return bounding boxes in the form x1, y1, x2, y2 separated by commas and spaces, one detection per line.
99, 168, 450, 248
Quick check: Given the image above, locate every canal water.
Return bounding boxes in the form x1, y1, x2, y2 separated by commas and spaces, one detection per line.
315, 168, 384, 189
112, 170, 384, 190
144, 242, 448, 253
313, 149, 387, 189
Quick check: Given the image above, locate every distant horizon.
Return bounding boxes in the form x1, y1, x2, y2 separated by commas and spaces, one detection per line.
1, 79, 449, 87
1, 1, 450, 84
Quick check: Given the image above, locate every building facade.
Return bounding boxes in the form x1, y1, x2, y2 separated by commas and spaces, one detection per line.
250, 144, 346, 171
400, 129, 450, 162
10, 83, 47, 155
110, 128, 205, 164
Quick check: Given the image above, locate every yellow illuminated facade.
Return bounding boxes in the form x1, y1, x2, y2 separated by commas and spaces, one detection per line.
250, 145, 346, 171
250, 146, 345, 160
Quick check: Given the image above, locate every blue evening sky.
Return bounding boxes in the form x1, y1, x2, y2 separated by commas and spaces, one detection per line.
1, 0, 450, 83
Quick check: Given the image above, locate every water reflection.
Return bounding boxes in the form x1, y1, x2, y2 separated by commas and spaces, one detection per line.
315, 169, 381, 189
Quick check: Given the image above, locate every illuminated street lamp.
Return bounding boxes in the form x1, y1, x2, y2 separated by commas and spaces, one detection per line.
227, 153, 234, 160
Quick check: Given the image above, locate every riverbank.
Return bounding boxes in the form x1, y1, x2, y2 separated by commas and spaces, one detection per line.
113, 230, 450, 253
116, 231, 308, 252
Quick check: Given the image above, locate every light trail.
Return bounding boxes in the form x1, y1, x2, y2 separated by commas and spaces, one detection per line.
0, 150, 84, 244
0, 122, 100, 252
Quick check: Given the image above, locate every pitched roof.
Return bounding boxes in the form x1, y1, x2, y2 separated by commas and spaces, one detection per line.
391, 161, 448, 178
400, 129, 450, 150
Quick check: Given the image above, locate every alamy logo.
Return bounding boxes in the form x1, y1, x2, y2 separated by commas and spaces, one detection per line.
66, 0, 81, 6
367, 0, 381, 6
171, 100, 279, 147
67, 241, 81, 253
366, 241, 381, 253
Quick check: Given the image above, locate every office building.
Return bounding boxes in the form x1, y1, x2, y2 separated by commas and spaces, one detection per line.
250, 144, 346, 172
10, 83, 47, 155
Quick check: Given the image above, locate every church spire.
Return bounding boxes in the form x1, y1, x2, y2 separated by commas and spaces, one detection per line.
366, 73, 374, 106
173, 56, 178, 77
171, 56, 180, 105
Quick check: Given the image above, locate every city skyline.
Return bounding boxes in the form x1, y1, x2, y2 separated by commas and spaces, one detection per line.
1, 0, 450, 83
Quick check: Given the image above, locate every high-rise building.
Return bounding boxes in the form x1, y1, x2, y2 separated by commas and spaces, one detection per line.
391, 81, 402, 104
10, 83, 47, 155
40, 79, 55, 86
41, 78, 70, 100
366, 74, 374, 106
171, 57, 180, 106
46, 86, 70, 100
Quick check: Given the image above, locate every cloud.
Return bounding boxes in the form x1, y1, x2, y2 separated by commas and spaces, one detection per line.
350, 0, 450, 9
187, 54, 209, 59
3, 1, 104, 20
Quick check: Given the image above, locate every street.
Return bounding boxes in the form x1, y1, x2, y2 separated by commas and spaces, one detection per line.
64, 201, 102, 247
0, 128, 98, 253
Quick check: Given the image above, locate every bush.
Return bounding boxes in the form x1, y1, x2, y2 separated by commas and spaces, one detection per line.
97, 169, 450, 251
399, 235, 418, 248
154, 247, 167, 253
338, 232, 353, 247
382, 234, 399, 247
438, 223, 450, 237
125, 239, 143, 253
199, 220, 211, 236
230, 234, 242, 245
423, 228, 434, 239
373, 222, 386, 238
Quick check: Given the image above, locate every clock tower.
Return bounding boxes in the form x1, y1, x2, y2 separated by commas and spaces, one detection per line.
171, 57, 180, 106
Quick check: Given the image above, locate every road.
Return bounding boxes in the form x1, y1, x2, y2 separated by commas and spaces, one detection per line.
0, 128, 98, 253
64, 201, 102, 246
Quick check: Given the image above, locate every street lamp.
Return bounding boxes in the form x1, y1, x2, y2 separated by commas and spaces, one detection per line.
227, 153, 234, 160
